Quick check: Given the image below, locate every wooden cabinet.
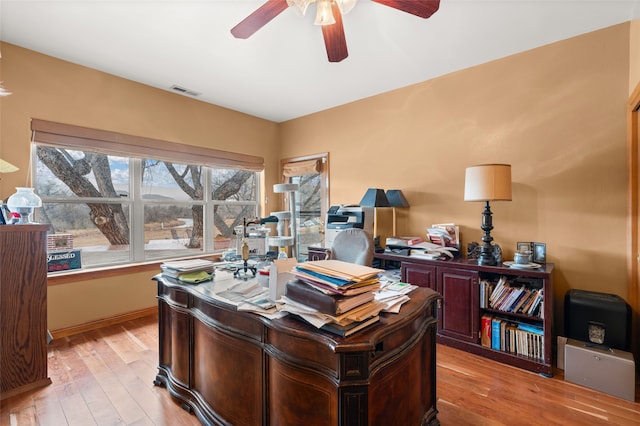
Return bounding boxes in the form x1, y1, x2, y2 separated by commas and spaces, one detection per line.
153, 273, 441, 425
377, 253, 554, 376
402, 262, 437, 291
0, 224, 51, 399
437, 267, 479, 344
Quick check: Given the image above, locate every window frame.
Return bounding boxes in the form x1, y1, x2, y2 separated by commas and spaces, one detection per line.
31, 119, 263, 273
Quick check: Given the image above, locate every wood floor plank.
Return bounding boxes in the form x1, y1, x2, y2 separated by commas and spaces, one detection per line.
2, 313, 638, 425
436, 343, 640, 425
33, 393, 68, 426
58, 392, 96, 426
79, 332, 149, 425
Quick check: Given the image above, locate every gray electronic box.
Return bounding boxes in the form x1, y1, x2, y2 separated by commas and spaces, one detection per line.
564, 338, 635, 401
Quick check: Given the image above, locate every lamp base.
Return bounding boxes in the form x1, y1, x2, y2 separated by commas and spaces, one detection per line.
478, 200, 497, 266
477, 248, 497, 266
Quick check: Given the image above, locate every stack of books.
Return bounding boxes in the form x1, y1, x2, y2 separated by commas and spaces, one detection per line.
482, 276, 544, 317
481, 315, 545, 362
161, 258, 215, 283
282, 260, 384, 337
427, 223, 460, 248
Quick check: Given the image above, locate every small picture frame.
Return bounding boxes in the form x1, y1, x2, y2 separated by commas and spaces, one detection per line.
533, 242, 546, 264
517, 241, 533, 253
0, 206, 5, 225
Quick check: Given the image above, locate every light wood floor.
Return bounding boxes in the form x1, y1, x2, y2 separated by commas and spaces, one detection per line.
1, 314, 639, 426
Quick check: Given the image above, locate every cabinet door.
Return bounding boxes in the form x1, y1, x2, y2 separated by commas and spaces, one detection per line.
402, 262, 437, 291
437, 268, 479, 343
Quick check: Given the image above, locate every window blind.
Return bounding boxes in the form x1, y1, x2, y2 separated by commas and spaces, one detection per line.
282, 159, 320, 177
31, 119, 264, 171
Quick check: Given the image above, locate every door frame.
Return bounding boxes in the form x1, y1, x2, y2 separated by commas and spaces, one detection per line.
627, 81, 640, 367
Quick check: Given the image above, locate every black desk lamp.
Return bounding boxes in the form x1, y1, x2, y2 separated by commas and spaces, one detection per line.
385, 189, 410, 237
359, 188, 390, 246
464, 164, 512, 266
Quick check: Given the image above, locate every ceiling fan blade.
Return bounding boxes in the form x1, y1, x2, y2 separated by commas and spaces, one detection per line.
371, 0, 440, 19
231, 0, 289, 39
321, 3, 348, 63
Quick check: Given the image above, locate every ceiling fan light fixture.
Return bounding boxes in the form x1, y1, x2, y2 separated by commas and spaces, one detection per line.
314, 0, 336, 25
336, 0, 357, 15
287, 0, 314, 16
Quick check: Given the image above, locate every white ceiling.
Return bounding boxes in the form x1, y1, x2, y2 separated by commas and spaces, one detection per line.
1, 1, 639, 123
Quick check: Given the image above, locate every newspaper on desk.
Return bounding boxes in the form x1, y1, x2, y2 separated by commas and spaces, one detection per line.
216, 280, 288, 319
375, 281, 416, 313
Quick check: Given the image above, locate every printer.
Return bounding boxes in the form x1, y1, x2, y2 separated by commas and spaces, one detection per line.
325, 205, 373, 249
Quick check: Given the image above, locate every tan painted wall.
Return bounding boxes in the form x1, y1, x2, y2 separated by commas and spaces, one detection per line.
0, 43, 281, 330
0, 22, 634, 334
630, 19, 640, 93
281, 23, 631, 334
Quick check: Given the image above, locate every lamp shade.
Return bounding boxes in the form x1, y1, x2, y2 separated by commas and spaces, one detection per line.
0, 158, 19, 173
464, 164, 512, 202
359, 188, 390, 207
385, 190, 410, 207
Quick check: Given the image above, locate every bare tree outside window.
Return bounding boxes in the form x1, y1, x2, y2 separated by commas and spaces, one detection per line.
36, 146, 259, 268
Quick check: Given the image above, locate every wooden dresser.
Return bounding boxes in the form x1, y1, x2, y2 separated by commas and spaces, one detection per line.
0, 224, 51, 399
153, 273, 441, 425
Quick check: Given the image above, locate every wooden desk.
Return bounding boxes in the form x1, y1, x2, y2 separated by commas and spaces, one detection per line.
153, 272, 441, 425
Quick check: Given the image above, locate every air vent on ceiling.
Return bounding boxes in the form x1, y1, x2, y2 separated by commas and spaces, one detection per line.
170, 85, 201, 97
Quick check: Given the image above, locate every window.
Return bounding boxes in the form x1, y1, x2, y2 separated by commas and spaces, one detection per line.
31, 119, 263, 270
281, 154, 329, 259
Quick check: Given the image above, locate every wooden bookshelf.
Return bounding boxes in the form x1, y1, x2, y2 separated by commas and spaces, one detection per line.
375, 253, 554, 376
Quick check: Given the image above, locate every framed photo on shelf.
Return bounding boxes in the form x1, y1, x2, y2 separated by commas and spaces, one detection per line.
533, 242, 546, 264
516, 241, 533, 253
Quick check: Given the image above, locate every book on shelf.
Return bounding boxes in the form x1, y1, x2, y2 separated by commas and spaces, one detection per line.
503, 287, 528, 312
511, 290, 534, 313
500, 320, 508, 351
488, 276, 507, 305
480, 280, 494, 309
491, 318, 502, 350
485, 276, 544, 318
492, 286, 514, 310
484, 316, 544, 360
285, 279, 375, 316
481, 314, 492, 348
527, 289, 544, 316
427, 223, 460, 248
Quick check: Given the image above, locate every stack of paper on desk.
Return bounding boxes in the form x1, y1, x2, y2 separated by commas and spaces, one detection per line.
282, 260, 390, 336
293, 260, 383, 287
161, 258, 215, 282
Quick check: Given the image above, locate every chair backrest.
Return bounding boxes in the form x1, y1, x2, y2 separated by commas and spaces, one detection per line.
327, 228, 374, 266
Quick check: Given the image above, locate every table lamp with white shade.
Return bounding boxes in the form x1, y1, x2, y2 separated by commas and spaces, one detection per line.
464, 164, 512, 266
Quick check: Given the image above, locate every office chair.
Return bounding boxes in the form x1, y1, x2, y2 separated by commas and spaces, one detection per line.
325, 228, 374, 266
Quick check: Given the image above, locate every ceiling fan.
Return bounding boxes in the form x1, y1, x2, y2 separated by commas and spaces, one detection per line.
230, 0, 441, 63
